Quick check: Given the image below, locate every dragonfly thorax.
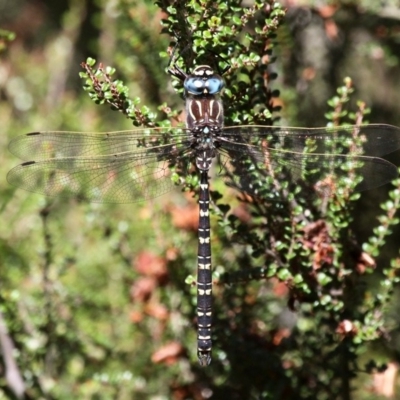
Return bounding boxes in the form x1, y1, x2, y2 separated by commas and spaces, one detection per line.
185, 63, 225, 151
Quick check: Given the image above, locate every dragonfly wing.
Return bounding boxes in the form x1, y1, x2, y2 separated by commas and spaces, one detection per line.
222, 124, 400, 157
7, 149, 194, 203
218, 138, 398, 197
8, 128, 190, 160
8, 128, 194, 203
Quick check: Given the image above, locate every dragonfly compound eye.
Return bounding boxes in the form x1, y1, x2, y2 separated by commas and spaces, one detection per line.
184, 73, 224, 95
205, 77, 224, 95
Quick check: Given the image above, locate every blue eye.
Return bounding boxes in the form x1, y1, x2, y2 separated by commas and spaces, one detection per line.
184, 77, 206, 95
205, 77, 224, 94
184, 75, 224, 95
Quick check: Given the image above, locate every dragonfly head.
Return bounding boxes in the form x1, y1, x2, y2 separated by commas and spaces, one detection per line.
184, 65, 224, 96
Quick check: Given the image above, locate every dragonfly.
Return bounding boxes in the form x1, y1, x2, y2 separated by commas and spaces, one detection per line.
7, 56, 400, 366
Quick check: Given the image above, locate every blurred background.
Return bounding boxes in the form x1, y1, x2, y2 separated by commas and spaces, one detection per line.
1, 0, 400, 399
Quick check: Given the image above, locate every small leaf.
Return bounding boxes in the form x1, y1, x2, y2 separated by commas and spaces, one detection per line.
86, 57, 96, 66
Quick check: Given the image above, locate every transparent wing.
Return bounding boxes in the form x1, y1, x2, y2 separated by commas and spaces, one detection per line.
7, 128, 193, 203
8, 124, 400, 202
8, 128, 191, 160
218, 124, 400, 196
222, 124, 400, 157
